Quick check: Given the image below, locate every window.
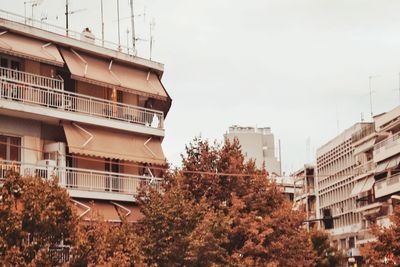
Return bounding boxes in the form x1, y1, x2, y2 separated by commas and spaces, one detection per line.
0, 55, 21, 70
0, 135, 21, 162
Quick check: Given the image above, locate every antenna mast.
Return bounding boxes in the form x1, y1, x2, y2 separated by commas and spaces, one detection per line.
117, 0, 121, 50
130, 0, 136, 52
149, 19, 155, 60
65, 0, 69, 35
369, 75, 374, 118
101, 0, 104, 45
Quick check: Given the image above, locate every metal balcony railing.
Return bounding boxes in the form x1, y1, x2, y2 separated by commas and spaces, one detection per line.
375, 132, 400, 152
0, 68, 164, 129
0, 161, 162, 196
0, 66, 64, 91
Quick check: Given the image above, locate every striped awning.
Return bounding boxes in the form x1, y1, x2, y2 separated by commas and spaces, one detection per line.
0, 31, 64, 66
63, 122, 166, 165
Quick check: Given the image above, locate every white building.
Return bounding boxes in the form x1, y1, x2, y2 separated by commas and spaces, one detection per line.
224, 125, 281, 175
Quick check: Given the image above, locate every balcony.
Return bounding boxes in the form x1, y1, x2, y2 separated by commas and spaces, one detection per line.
374, 132, 400, 162
0, 161, 162, 202
0, 67, 164, 135
354, 160, 375, 177
374, 174, 400, 199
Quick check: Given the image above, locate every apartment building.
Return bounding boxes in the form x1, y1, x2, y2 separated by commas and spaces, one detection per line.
224, 125, 281, 175
0, 9, 171, 222
293, 164, 317, 230
316, 123, 368, 253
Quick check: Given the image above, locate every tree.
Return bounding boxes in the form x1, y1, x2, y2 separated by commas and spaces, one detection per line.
0, 170, 77, 266
137, 177, 228, 266
362, 205, 400, 266
138, 137, 319, 266
310, 229, 343, 267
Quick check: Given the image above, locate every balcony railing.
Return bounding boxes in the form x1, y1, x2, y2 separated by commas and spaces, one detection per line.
375, 174, 400, 198
0, 161, 162, 197
0, 66, 64, 91
375, 132, 400, 151
374, 132, 400, 162
0, 69, 164, 129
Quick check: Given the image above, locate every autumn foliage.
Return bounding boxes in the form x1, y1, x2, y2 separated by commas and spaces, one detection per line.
0, 137, 343, 266
361, 206, 400, 266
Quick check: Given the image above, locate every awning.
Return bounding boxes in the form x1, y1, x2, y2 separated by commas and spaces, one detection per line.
351, 176, 375, 197
350, 180, 366, 196
60, 48, 168, 100
375, 156, 400, 174
0, 31, 64, 66
71, 199, 122, 222
63, 122, 166, 165
353, 138, 376, 155
112, 201, 144, 222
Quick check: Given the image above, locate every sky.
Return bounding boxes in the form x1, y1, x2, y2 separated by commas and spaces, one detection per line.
3, 0, 400, 174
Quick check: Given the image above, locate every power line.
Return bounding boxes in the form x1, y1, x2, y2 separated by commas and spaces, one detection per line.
0, 141, 393, 179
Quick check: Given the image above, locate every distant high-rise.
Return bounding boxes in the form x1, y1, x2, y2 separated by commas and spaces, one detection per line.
224, 125, 281, 175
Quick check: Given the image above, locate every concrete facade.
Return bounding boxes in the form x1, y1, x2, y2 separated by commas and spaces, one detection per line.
316, 123, 366, 253
224, 125, 281, 175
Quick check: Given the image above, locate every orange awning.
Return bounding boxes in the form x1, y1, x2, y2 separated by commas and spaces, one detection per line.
63, 122, 166, 165
60, 48, 168, 100
112, 201, 144, 222
72, 199, 122, 222
0, 31, 64, 66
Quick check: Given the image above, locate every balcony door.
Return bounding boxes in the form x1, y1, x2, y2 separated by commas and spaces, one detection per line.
105, 159, 121, 192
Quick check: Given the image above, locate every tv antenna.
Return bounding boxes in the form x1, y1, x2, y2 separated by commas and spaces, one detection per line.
149, 19, 155, 60
24, 0, 44, 25
65, 0, 87, 36
368, 75, 379, 118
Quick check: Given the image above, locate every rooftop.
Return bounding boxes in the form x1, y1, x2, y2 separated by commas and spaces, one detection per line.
0, 9, 164, 76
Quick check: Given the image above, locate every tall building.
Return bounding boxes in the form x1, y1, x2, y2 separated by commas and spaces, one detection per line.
293, 164, 317, 230
316, 123, 367, 253
224, 125, 281, 175
0, 9, 171, 221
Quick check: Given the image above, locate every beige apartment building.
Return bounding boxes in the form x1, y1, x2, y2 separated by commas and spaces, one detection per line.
293, 164, 317, 230
224, 125, 281, 175
0, 9, 171, 221
352, 106, 400, 247
316, 107, 400, 260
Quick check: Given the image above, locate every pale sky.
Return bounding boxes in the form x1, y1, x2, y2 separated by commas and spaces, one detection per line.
3, 0, 400, 173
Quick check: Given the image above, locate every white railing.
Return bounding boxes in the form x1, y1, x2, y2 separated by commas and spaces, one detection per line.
0, 9, 136, 56
374, 132, 400, 152
0, 67, 63, 91
0, 161, 162, 196
375, 174, 400, 198
61, 167, 162, 195
0, 80, 164, 129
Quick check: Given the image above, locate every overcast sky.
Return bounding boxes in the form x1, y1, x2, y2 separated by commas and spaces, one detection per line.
4, 0, 400, 173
